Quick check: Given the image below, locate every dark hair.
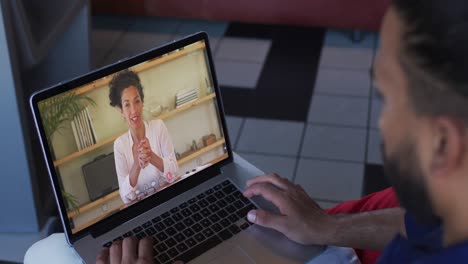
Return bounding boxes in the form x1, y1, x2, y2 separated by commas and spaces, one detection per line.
393, 0, 468, 121
109, 70, 144, 108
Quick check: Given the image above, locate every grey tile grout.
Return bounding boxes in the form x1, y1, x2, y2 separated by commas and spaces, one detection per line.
322, 44, 375, 51
318, 65, 373, 72
241, 116, 304, 125
236, 150, 298, 159
305, 122, 369, 130
317, 64, 374, 72
292, 122, 308, 183
313, 91, 371, 99
237, 149, 366, 165
213, 37, 225, 57
212, 36, 224, 55
299, 155, 365, 164
214, 57, 267, 65
360, 50, 379, 197
233, 118, 247, 150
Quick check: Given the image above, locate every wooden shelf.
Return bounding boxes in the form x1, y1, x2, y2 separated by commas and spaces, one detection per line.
54, 93, 216, 167
178, 138, 225, 165
68, 190, 120, 218
67, 138, 226, 218
72, 208, 119, 234
73, 41, 206, 96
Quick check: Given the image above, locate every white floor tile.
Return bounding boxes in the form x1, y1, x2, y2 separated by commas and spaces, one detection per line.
216, 37, 272, 63
237, 118, 304, 156
319, 47, 374, 70
308, 95, 369, 127
301, 125, 367, 162
314, 68, 371, 97
237, 152, 297, 180
295, 159, 364, 201
225, 116, 244, 148
215, 60, 263, 89
209, 37, 221, 53
370, 98, 382, 129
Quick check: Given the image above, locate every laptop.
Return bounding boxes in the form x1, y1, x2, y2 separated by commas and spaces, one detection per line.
30, 32, 323, 263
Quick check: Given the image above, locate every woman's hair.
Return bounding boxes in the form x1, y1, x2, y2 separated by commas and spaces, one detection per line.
109, 70, 145, 108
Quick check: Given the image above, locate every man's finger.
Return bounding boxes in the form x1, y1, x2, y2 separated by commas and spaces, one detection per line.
122, 237, 138, 263
95, 248, 109, 264
109, 240, 122, 264
246, 174, 290, 190
247, 209, 287, 233
243, 182, 288, 211
138, 237, 154, 261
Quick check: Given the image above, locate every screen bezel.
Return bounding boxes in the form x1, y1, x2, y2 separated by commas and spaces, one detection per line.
29, 32, 234, 243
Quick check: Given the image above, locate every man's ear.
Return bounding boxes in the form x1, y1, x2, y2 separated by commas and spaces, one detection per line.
431, 117, 465, 176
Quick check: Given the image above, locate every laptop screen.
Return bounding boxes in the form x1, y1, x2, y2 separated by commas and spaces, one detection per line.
36, 39, 229, 234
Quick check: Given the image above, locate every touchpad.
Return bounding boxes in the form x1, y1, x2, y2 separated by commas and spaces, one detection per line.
207, 246, 255, 264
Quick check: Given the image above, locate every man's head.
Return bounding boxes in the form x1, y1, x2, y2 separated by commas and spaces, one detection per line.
375, 0, 468, 227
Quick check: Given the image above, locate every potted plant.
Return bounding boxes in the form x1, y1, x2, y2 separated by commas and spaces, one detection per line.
39, 91, 96, 145
39, 91, 96, 215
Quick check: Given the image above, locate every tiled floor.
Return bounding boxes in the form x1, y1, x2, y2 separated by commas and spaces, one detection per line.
92, 16, 386, 209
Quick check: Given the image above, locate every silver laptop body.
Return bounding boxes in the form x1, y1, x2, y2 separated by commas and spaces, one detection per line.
30, 32, 323, 263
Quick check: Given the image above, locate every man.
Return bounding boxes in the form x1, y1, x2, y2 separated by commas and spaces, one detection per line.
99, 0, 468, 262
245, 0, 468, 262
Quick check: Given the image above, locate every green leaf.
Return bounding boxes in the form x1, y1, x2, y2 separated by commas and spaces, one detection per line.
39, 92, 96, 143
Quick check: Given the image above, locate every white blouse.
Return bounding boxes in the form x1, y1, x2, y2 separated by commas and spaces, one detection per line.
114, 120, 179, 204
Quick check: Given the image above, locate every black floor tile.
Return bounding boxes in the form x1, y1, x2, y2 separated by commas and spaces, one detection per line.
221, 23, 325, 122
363, 164, 391, 196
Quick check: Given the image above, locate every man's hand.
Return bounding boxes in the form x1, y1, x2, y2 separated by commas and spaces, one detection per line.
96, 237, 153, 264
243, 174, 338, 245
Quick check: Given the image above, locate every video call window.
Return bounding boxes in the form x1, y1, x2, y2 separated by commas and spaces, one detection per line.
38, 41, 228, 234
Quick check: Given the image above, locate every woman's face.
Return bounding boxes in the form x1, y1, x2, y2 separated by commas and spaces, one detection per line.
120, 85, 144, 130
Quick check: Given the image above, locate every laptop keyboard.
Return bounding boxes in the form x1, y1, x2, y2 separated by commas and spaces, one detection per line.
103, 180, 257, 264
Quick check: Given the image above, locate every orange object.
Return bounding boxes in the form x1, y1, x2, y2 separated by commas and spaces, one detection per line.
203, 134, 216, 146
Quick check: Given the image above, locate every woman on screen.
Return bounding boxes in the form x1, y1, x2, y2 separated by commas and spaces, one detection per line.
109, 70, 179, 204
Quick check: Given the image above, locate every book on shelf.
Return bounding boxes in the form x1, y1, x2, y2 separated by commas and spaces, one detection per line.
79, 110, 88, 148
70, 119, 82, 150
71, 107, 98, 151
75, 112, 85, 150
83, 109, 92, 147
175, 88, 198, 108
175, 88, 197, 98
176, 95, 198, 105
86, 107, 99, 143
